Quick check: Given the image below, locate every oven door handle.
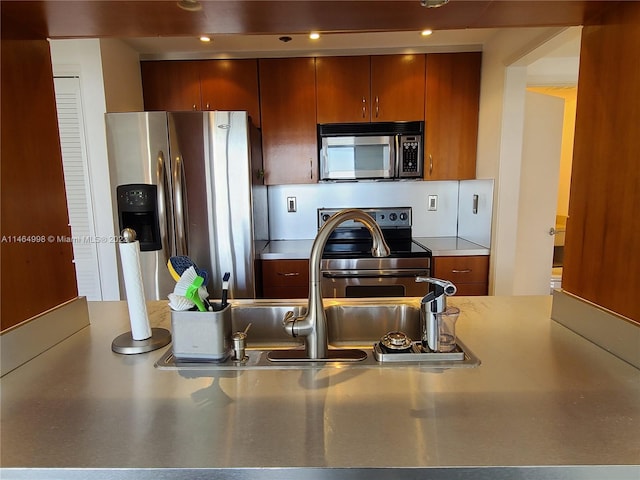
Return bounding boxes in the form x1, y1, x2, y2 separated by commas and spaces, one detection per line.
322, 269, 430, 279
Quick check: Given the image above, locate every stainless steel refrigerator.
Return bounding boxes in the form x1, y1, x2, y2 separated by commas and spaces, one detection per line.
106, 111, 268, 300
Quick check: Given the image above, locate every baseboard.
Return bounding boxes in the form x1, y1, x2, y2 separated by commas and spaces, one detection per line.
0, 297, 90, 377
551, 290, 640, 369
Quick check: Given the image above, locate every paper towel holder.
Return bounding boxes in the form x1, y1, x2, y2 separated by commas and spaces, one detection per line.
112, 228, 171, 355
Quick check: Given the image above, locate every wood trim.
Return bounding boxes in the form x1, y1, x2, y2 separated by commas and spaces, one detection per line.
562, 2, 640, 322
1, 39, 77, 331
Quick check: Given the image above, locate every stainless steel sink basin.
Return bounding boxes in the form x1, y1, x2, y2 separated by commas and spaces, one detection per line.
155, 298, 480, 370
325, 301, 421, 348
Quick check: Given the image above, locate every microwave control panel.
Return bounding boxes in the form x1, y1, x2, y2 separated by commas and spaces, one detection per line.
399, 135, 423, 177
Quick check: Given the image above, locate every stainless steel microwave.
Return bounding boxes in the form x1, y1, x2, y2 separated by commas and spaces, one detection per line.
318, 121, 424, 181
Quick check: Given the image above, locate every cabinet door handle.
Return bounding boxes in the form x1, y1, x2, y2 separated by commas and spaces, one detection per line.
310, 159, 313, 180
429, 154, 433, 176
278, 272, 300, 277
375, 95, 379, 118
452, 269, 472, 274
362, 97, 366, 118
192, 104, 197, 111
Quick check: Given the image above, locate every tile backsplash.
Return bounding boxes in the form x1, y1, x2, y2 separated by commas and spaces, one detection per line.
267, 179, 493, 246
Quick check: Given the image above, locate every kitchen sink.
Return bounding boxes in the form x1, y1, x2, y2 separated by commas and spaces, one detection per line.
155, 298, 480, 370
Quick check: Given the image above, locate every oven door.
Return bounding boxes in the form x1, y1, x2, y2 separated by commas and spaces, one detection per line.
321, 267, 430, 298
320, 135, 395, 180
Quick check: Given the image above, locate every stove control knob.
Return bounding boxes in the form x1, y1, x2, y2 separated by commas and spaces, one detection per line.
389, 213, 398, 221
399, 212, 408, 221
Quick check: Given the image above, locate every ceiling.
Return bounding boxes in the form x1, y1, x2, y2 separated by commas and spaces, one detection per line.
2, 0, 588, 83
1, 0, 613, 40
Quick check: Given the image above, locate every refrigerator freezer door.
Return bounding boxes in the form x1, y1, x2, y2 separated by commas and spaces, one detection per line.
106, 112, 175, 300
168, 112, 214, 291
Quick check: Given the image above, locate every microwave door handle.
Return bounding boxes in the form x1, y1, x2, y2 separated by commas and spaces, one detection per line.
394, 135, 400, 178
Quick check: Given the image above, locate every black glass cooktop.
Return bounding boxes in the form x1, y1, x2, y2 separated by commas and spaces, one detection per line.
322, 228, 431, 259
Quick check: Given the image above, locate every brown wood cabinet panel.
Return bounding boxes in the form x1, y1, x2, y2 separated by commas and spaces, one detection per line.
262, 259, 310, 287
433, 255, 488, 296
141, 60, 201, 111
424, 52, 481, 180
263, 285, 309, 299
316, 54, 425, 123
1, 39, 77, 330
199, 59, 261, 126
262, 259, 310, 299
316, 56, 371, 123
259, 58, 318, 185
562, 2, 640, 322
454, 283, 488, 296
370, 54, 425, 122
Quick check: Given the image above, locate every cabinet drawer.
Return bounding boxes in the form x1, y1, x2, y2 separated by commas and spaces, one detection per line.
262, 259, 310, 287
433, 256, 489, 284
263, 285, 309, 299
454, 283, 488, 296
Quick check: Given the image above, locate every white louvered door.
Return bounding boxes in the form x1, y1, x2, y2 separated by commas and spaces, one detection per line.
54, 76, 103, 300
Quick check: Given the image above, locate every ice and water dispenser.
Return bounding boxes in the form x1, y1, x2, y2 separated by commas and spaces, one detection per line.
116, 184, 162, 252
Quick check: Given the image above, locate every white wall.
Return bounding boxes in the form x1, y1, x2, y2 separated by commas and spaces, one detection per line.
475, 27, 568, 294
50, 39, 144, 300
99, 39, 144, 112
268, 181, 460, 240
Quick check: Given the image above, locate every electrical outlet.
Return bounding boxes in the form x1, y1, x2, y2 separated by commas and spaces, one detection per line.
287, 196, 297, 213
428, 195, 438, 211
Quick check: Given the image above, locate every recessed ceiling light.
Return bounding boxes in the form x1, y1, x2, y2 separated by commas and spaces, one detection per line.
177, 0, 202, 12
420, 0, 449, 7
309, 32, 320, 40
421, 29, 433, 37
200, 35, 211, 42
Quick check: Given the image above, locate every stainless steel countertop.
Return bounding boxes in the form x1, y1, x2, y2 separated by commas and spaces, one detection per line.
413, 236, 490, 256
1, 296, 639, 479
259, 237, 489, 260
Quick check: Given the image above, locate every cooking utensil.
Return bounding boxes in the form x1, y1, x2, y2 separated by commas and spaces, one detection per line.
221, 272, 231, 308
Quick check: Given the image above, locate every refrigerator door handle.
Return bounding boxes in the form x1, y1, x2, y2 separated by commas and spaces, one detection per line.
157, 150, 172, 263
173, 154, 189, 256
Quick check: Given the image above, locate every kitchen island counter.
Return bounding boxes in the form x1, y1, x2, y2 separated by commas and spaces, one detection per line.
1, 296, 638, 479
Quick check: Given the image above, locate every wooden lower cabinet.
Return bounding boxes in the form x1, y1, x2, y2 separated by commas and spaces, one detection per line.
261, 259, 310, 299
432, 255, 489, 296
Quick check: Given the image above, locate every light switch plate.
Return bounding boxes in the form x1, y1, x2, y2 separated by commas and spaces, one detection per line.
428, 195, 438, 211
287, 196, 297, 213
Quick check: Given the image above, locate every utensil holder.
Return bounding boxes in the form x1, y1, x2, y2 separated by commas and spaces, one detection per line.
171, 304, 232, 361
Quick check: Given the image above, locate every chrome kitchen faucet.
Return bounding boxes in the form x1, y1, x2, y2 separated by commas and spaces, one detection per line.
282, 209, 391, 359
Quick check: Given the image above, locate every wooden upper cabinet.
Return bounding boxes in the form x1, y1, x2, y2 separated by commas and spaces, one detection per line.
316, 56, 371, 123
316, 54, 425, 124
141, 59, 260, 124
199, 59, 261, 126
259, 57, 318, 185
424, 52, 481, 180
141, 60, 201, 111
370, 54, 425, 122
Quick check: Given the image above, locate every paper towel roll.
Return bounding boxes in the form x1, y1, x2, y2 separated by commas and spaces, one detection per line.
119, 239, 152, 340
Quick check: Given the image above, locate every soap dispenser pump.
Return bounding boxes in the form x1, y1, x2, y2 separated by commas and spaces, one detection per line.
416, 277, 457, 351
